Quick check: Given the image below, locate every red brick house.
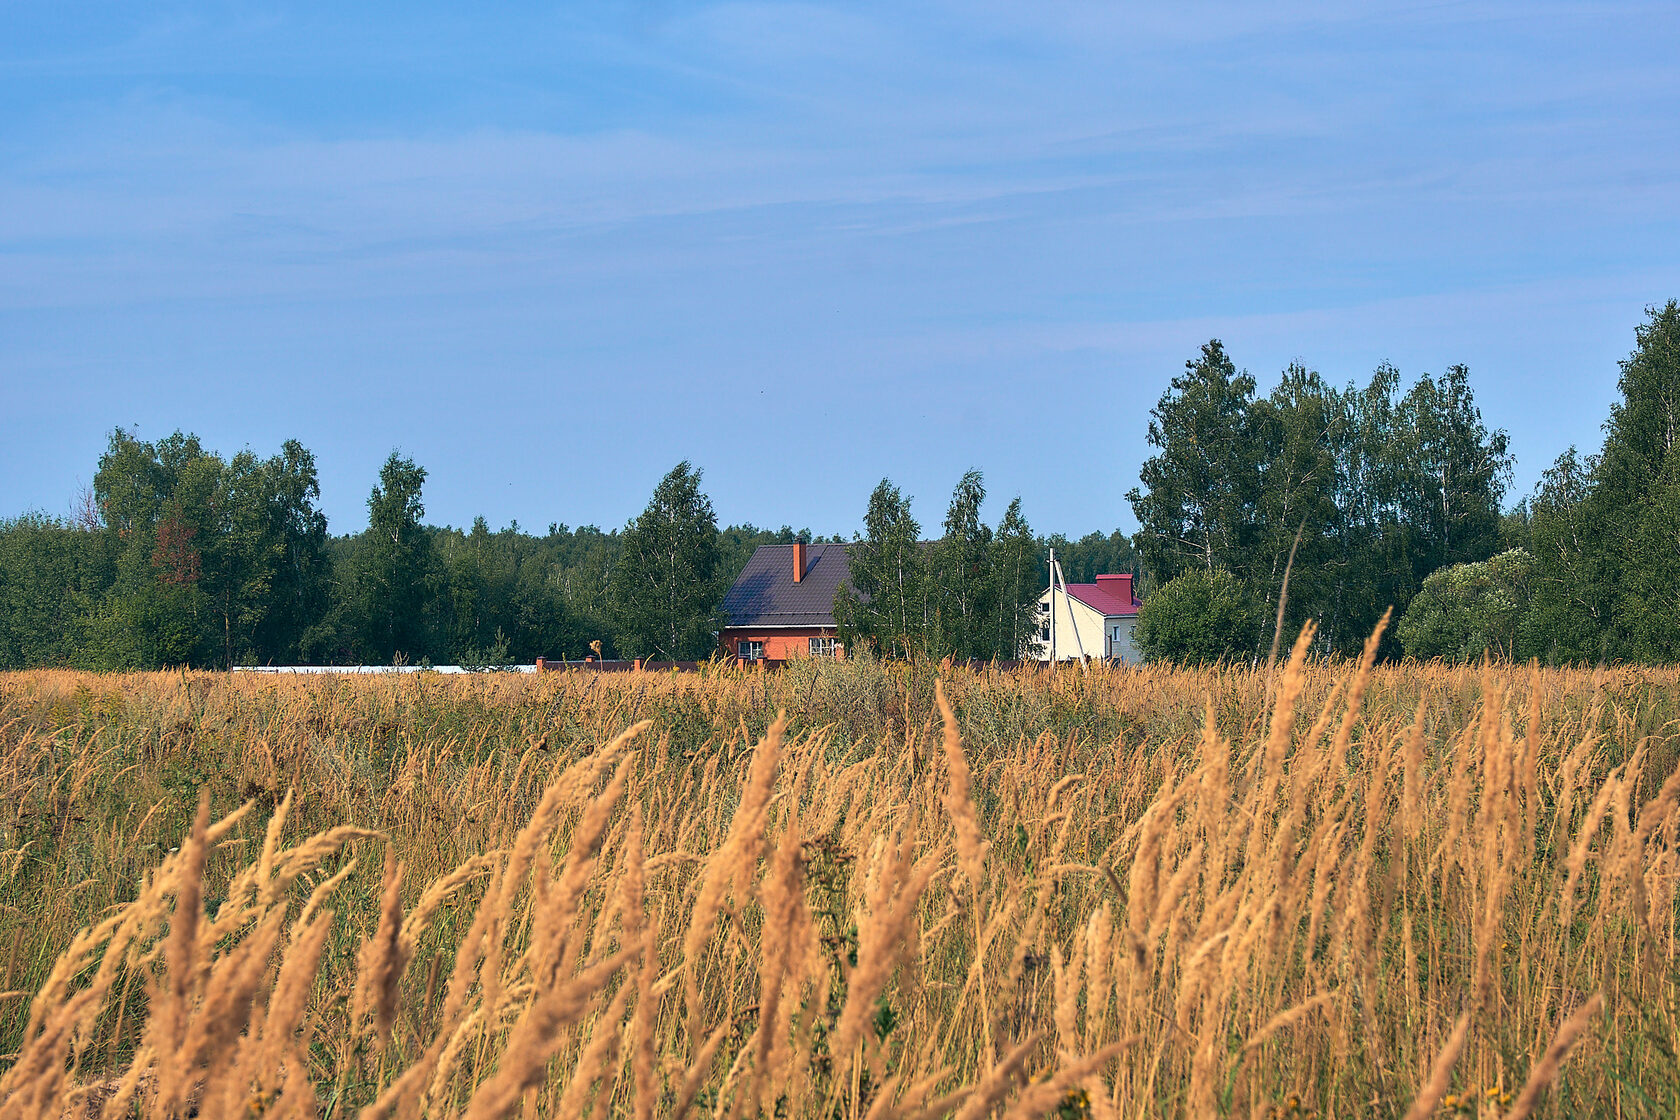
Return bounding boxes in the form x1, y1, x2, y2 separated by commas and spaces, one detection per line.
719, 541, 851, 662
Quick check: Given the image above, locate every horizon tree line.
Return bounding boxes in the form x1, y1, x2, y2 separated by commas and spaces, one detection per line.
8, 301, 1676, 669
0, 443, 1112, 668
1127, 301, 1680, 665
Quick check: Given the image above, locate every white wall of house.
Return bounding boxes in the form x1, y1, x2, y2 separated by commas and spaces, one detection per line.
1030, 589, 1141, 663
1109, 616, 1141, 664
1028, 591, 1149, 661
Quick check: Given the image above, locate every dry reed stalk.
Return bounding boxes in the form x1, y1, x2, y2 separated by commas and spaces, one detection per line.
743, 820, 810, 1118
255, 787, 295, 905
1557, 766, 1620, 930
1254, 623, 1316, 793
616, 804, 648, 946
552, 977, 636, 1120
399, 853, 497, 958
143, 793, 212, 1118
629, 921, 660, 1120
1437, 720, 1478, 876
1617, 756, 1680, 936
1548, 728, 1595, 862
91, 1046, 153, 1120
1241, 991, 1335, 1060
947, 1033, 1042, 1120
1519, 667, 1542, 863
1016, 1038, 1143, 1120
1149, 840, 1204, 943
669, 1022, 730, 1120
296, 857, 359, 937
417, 1003, 490, 1114
264, 824, 380, 899
0, 788, 370, 1120
1321, 608, 1390, 788
201, 909, 333, 1120
465, 722, 649, 1048
462, 750, 638, 1120
168, 905, 287, 1083
682, 717, 786, 1040
536, 756, 635, 990
936, 681, 990, 893
1401, 696, 1427, 841
1081, 904, 1114, 1051
1005, 812, 1075, 994
0, 920, 119, 1117
1504, 993, 1603, 1120
462, 947, 637, 1120
1123, 774, 1180, 958
831, 830, 940, 1089
1341, 742, 1392, 1047
1051, 941, 1082, 1062
1400, 1013, 1471, 1120
351, 844, 408, 1046
5, 660, 1679, 1120
1194, 702, 1231, 873
858, 1068, 954, 1120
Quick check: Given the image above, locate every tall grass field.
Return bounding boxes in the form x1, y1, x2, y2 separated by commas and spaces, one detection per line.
1, 636, 1677, 1118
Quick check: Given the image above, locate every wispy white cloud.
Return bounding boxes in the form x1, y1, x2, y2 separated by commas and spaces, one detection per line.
1, 0, 1677, 531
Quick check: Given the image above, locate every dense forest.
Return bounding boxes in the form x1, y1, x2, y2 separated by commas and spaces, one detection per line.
0, 442, 1130, 669
1128, 301, 1680, 665
5, 302, 1677, 669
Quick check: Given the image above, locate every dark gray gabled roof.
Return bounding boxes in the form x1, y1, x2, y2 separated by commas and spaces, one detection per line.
720, 543, 853, 629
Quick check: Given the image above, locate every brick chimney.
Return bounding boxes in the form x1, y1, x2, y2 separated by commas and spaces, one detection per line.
1095, 573, 1135, 606
792, 540, 807, 583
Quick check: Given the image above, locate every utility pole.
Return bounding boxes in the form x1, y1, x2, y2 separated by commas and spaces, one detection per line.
1045, 547, 1086, 663
1048, 547, 1056, 662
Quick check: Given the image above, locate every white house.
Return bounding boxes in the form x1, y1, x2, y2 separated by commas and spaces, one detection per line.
1033, 572, 1143, 663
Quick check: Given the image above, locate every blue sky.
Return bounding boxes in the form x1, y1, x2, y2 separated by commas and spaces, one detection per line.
4, 2, 1678, 536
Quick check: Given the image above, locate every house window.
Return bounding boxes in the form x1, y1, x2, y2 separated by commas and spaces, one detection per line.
738, 640, 765, 662
809, 636, 837, 658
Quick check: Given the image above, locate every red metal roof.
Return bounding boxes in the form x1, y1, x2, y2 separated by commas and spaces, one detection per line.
1064, 573, 1140, 617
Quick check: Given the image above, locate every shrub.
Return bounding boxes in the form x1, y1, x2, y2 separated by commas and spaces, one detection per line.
1398, 547, 1535, 661
1133, 567, 1262, 663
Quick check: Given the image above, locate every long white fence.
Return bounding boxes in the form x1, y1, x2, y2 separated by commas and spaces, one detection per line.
232, 664, 540, 675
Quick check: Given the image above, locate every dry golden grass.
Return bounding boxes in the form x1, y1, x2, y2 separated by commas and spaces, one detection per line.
0, 647, 1677, 1119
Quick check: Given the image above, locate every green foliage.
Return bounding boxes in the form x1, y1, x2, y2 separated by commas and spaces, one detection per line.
988, 498, 1041, 658
1519, 302, 1680, 663
1128, 342, 1512, 657
347, 452, 440, 664
212, 441, 331, 666
1127, 341, 1262, 583
837, 474, 1042, 661
1519, 447, 1611, 663
1132, 568, 1263, 664
1039, 529, 1136, 587
20, 304, 1680, 670
926, 470, 995, 659
18, 428, 339, 669
0, 514, 114, 668
434, 517, 584, 666
608, 462, 724, 660
1622, 457, 1680, 661
0, 441, 848, 668
456, 626, 514, 671
835, 479, 926, 659
1397, 548, 1535, 661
